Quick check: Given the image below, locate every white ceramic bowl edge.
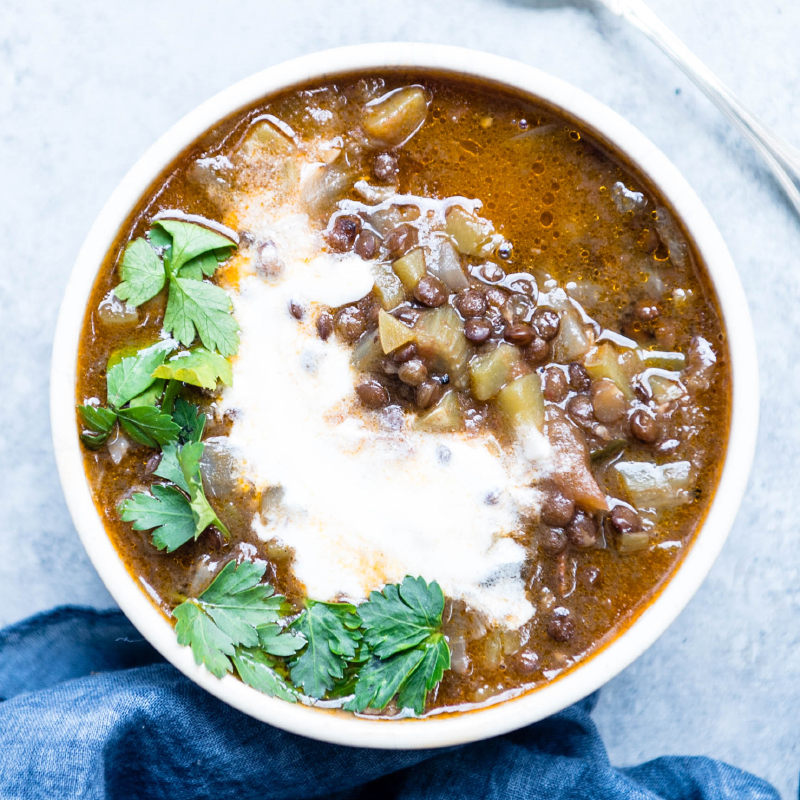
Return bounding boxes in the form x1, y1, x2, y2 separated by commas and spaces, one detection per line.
50, 42, 758, 749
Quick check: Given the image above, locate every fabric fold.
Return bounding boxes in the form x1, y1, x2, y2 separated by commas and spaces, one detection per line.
0, 607, 780, 800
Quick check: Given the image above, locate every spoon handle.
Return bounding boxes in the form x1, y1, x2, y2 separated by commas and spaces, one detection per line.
604, 0, 800, 217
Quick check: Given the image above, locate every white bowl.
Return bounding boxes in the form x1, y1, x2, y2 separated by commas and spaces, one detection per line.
50, 43, 758, 749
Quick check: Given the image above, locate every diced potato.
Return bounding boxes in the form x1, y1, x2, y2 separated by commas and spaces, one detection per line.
614, 460, 692, 509
637, 349, 687, 371
239, 119, 295, 158
362, 86, 430, 146
551, 305, 592, 363
545, 407, 609, 512
350, 331, 383, 373
469, 344, 521, 401
378, 310, 415, 353
392, 248, 427, 289
414, 390, 462, 432
372, 263, 406, 310
584, 343, 634, 400
496, 373, 544, 432
414, 306, 470, 389
445, 206, 495, 257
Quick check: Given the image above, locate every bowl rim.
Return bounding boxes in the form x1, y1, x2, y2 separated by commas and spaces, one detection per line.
50, 41, 759, 749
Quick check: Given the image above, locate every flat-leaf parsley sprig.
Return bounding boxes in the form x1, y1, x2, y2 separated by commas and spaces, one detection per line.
173, 562, 452, 715
114, 218, 240, 356
173, 559, 302, 702
350, 576, 450, 715
77, 340, 179, 449
119, 437, 229, 552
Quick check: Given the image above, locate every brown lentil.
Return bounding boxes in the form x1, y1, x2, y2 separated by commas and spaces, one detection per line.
414, 275, 447, 307
610, 505, 644, 534
543, 367, 568, 403
316, 312, 333, 341
568, 362, 591, 391
326, 214, 362, 252
532, 308, 560, 340
464, 317, 492, 343
504, 323, 536, 346
355, 379, 389, 408
398, 360, 428, 386
566, 512, 599, 549
454, 288, 487, 318
354, 230, 379, 260
335, 306, 367, 342
630, 409, 660, 443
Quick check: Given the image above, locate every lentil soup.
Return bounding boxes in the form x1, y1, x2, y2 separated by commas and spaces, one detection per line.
75, 72, 730, 717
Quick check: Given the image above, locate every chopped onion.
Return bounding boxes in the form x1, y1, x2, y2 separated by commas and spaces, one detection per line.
448, 636, 472, 675
97, 293, 138, 327
427, 236, 470, 291
107, 430, 129, 465
301, 164, 352, 217
354, 180, 396, 204
199, 438, 240, 498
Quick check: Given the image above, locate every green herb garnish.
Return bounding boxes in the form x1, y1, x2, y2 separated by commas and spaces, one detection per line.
114, 219, 239, 356
106, 341, 173, 408
289, 601, 362, 699
116, 405, 181, 447
120, 440, 228, 551
171, 562, 452, 715
172, 397, 206, 444
77, 341, 179, 449
118, 485, 196, 552
173, 559, 301, 701
350, 577, 450, 714
153, 347, 232, 390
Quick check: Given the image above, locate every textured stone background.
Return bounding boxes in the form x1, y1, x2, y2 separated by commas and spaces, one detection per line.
2, 0, 798, 795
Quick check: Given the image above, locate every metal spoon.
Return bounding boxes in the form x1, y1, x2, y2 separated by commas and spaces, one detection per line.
597, 0, 800, 217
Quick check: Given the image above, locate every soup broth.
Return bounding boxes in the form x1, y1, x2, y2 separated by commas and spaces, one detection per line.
75, 72, 730, 717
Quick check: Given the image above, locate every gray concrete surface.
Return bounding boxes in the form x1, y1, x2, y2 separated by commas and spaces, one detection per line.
2, 0, 798, 794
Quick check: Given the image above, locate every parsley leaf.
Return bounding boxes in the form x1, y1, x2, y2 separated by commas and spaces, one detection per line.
257, 623, 307, 657
349, 649, 425, 712
106, 341, 174, 409
349, 633, 450, 715
110, 219, 239, 355
119, 484, 196, 551
395, 633, 450, 714
153, 444, 190, 493
358, 576, 445, 658
153, 219, 237, 275
77, 405, 117, 448
128, 441, 225, 551
174, 559, 289, 678
114, 238, 165, 307
128, 379, 166, 408
172, 397, 206, 444
153, 347, 232, 390
117, 405, 180, 447
348, 577, 450, 715
163, 277, 240, 357
289, 601, 362, 699
232, 647, 299, 702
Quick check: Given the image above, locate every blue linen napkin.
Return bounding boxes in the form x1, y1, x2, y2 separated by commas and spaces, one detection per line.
0, 607, 779, 800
